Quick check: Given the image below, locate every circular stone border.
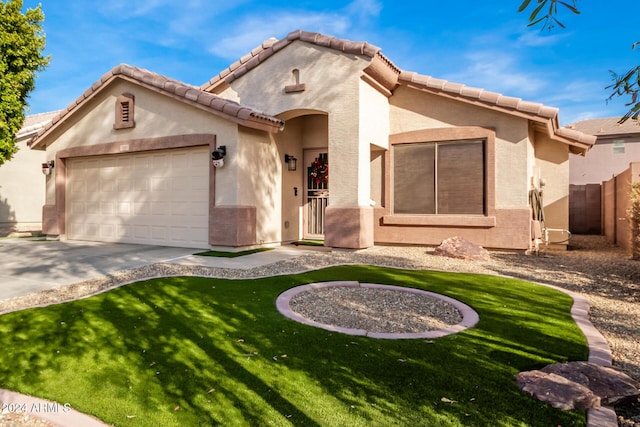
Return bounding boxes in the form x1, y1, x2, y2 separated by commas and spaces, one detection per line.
276, 281, 479, 339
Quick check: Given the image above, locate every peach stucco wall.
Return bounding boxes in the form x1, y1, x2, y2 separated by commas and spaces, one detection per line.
390, 87, 531, 210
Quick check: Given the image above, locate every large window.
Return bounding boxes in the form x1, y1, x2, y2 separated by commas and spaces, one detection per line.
393, 139, 485, 215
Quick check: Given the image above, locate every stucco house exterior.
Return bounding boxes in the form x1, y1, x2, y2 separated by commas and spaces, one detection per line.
569, 117, 640, 186
0, 112, 58, 236
567, 117, 640, 237
27, 30, 595, 250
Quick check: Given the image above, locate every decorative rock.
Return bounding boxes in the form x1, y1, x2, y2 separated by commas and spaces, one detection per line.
541, 361, 640, 407
515, 370, 601, 411
433, 236, 491, 261
516, 362, 640, 412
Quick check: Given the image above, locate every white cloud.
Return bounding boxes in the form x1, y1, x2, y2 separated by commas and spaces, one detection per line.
516, 30, 568, 47
544, 79, 609, 105
345, 0, 383, 21
207, 11, 354, 60
444, 50, 547, 98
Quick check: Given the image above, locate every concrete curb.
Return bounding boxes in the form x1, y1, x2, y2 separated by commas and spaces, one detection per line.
533, 282, 617, 427
0, 388, 110, 427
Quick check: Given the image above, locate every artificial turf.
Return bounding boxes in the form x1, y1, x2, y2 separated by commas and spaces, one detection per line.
193, 247, 274, 258
0, 265, 589, 426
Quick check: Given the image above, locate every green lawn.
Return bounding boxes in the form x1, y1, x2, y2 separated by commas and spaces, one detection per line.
193, 247, 273, 258
0, 266, 588, 426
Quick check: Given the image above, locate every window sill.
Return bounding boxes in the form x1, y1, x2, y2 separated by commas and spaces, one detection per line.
382, 214, 496, 227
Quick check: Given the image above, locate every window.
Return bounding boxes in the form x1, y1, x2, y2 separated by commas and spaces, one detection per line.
114, 93, 135, 129
612, 139, 625, 154
393, 139, 485, 215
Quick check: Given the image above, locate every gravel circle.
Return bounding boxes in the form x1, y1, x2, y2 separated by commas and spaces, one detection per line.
289, 286, 463, 334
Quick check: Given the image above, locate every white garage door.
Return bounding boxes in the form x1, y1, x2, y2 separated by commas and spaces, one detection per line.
66, 147, 210, 248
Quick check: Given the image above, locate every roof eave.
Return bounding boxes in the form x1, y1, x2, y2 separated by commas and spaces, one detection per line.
29, 65, 284, 149
398, 72, 595, 154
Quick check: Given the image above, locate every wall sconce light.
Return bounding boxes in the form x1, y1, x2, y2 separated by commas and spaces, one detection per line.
212, 145, 226, 168
42, 160, 54, 176
284, 154, 297, 171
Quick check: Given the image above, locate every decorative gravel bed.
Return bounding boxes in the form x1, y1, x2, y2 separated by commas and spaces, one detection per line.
289, 286, 463, 333
0, 234, 638, 426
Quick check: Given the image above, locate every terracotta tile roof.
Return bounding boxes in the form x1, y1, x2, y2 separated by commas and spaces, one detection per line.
16, 110, 62, 141
565, 117, 640, 137
398, 71, 559, 121
29, 64, 284, 150
200, 29, 595, 154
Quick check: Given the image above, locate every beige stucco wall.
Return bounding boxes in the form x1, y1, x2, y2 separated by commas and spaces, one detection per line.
0, 137, 46, 234
43, 80, 241, 206
237, 126, 281, 244
533, 131, 570, 234
357, 79, 389, 206
389, 87, 531, 209
274, 114, 329, 242
218, 41, 373, 207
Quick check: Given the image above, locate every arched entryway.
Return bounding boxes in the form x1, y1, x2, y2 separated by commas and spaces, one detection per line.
276, 111, 328, 243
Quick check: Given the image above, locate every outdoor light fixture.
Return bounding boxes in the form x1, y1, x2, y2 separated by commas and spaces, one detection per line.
212, 145, 227, 168
41, 160, 54, 176
284, 154, 297, 171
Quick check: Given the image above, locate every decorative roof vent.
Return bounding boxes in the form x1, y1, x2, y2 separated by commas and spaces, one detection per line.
114, 93, 135, 129
285, 68, 306, 93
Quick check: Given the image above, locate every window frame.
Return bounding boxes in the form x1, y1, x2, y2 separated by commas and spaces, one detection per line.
384, 127, 496, 227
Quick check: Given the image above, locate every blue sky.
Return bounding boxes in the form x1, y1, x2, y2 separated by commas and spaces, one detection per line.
23, 0, 638, 125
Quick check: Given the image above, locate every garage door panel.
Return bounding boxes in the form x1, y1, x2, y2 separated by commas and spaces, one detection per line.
100, 224, 116, 239
67, 147, 210, 248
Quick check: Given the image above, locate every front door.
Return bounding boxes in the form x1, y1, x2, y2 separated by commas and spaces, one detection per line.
304, 150, 328, 239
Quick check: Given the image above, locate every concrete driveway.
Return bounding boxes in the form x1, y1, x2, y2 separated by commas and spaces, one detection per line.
0, 238, 315, 301
0, 238, 200, 301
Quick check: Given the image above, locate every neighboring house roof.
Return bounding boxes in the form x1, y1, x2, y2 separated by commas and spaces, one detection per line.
29, 64, 285, 150
16, 110, 61, 143
202, 29, 595, 155
566, 117, 640, 139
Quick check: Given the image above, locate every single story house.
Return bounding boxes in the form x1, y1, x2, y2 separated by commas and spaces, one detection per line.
0, 112, 58, 236
28, 30, 595, 250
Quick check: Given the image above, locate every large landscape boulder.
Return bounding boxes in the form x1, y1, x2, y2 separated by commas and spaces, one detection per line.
515, 362, 640, 411
541, 361, 640, 407
433, 236, 491, 261
515, 370, 600, 411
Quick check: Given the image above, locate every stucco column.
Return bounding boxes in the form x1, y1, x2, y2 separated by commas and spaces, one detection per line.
324, 115, 374, 249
